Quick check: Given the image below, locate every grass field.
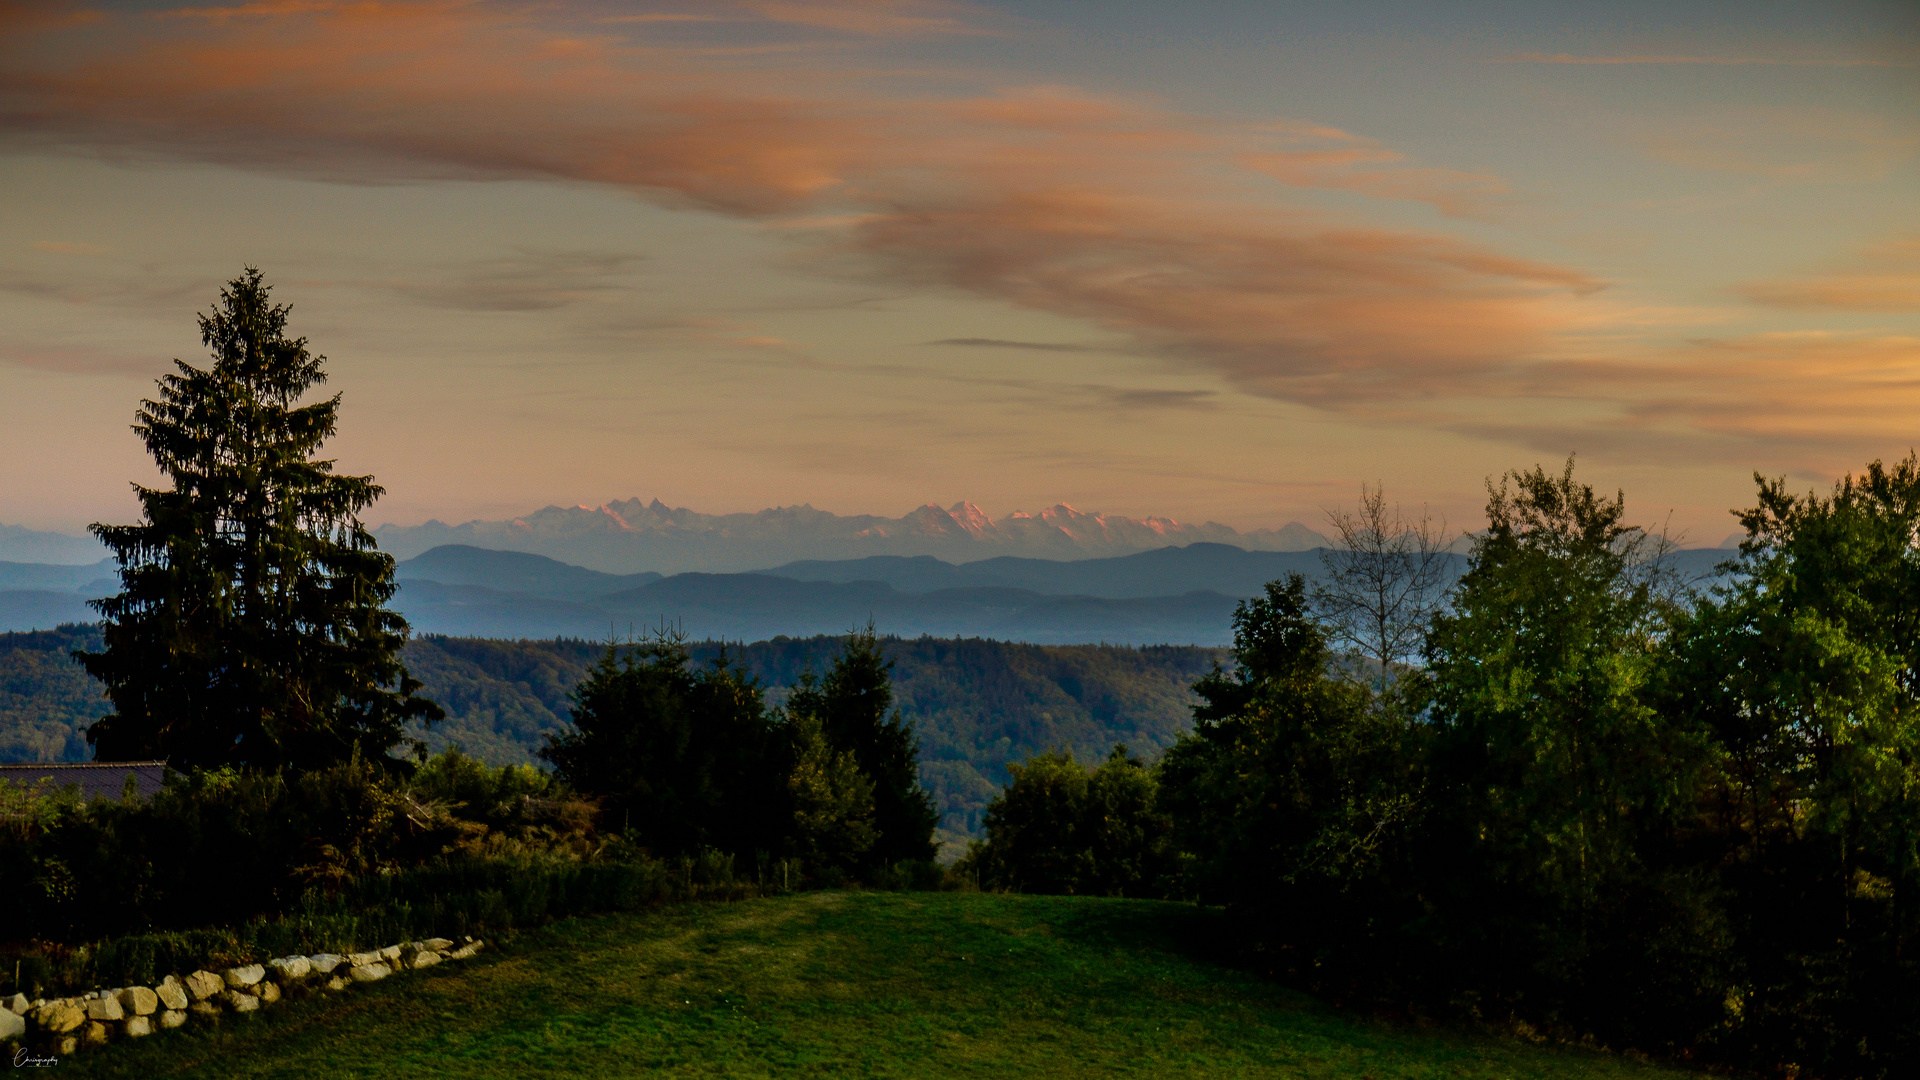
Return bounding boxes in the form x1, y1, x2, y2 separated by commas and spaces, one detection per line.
61, 891, 1695, 1079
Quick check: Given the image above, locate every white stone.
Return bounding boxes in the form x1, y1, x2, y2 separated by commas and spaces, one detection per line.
348, 963, 391, 983
378, 945, 402, 962
84, 995, 124, 1022
0, 1007, 23, 1040
258, 981, 281, 1004
159, 1009, 187, 1030
423, 938, 454, 952
4, 992, 25, 1015
268, 956, 311, 981
222, 965, 265, 989
309, 953, 344, 974
184, 970, 224, 1001
117, 986, 159, 1016
326, 975, 348, 992
122, 1014, 153, 1038
345, 951, 381, 968
81, 1020, 109, 1048
448, 940, 484, 960
410, 951, 442, 969
156, 983, 189, 1011
223, 990, 259, 1013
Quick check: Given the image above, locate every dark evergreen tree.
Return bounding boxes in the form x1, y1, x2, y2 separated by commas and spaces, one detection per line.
786, 628, 939, 866
76, 269, 440, 770
540, 634, 783, 857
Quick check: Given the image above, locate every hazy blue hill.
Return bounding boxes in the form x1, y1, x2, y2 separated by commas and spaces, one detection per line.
0, 590, 100, 633
395, 544, 660, 600
388, 579, 635, 640
0, 525, 107, 565
0, 558, 116, 592
766, 542, 1361, 598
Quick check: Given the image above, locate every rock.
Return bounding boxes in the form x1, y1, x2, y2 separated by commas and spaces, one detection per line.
0, 1007, 23, 1040
184, 970, 224, 1001
223, 965, 265, 989
448, 940, 484, 960
326, 976, 348, 992
268, 955, 311, 981
411, 951, 443, 969
117, 986, 159, 1016
156, 983, 189, 1011
345, 951, 381, 968
159, 1009, 187, 1030
84, 995, 124, 1022
122, 1014, 153, 1038
188, 1000, 221, 1021
222, 990, 259, 1013
309, 953, 343, 974
55, 1035, 78, 1057
379, 944, 402, 962
423, 937, 454, 952
258, 980, 281, 1004
348, 963, 391, 983
81, 1020, 110, 1048
5, 992, 26, 1015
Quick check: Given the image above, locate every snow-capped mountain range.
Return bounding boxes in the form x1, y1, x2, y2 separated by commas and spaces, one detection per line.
369, 499, 1331, 575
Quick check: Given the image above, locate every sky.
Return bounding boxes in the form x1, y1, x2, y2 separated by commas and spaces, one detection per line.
1, 0, 1916, 545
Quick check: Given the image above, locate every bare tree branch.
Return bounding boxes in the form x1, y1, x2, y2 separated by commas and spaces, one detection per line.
1312, 482, 1453, 692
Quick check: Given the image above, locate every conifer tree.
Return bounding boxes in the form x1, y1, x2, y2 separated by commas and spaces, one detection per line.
77, 269, 441, 769
786, 628, 939, 865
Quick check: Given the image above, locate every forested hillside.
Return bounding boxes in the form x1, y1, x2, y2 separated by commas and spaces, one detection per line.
0, 627, 1216, 839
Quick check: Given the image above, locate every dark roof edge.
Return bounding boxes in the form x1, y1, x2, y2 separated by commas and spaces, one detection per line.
0, 761, 168, 770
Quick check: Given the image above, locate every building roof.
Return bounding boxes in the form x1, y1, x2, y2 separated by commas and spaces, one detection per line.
0, 761, 169, 802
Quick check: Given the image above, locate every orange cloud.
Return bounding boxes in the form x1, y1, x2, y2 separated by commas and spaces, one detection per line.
1744, 236, 1920, 313
15, 0, 1906, 471
0, 0, 1577, 410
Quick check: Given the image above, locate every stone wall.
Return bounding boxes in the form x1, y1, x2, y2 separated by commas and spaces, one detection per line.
0, 937, 484, 1058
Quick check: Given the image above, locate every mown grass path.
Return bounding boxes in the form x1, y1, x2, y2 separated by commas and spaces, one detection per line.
64, 892, 1694, 1079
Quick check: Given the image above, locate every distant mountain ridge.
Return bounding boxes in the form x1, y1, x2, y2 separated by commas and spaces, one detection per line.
370, 499, 1332, 574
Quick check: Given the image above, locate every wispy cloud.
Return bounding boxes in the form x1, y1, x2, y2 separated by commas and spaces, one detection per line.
1641, 108, 1919, 184
1499, 52, 1914, 68
1744, 236, 1920, 313
383, 251, 649, 312
925, 338, 1105, 353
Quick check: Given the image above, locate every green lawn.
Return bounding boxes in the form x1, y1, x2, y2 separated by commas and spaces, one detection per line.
64, 891, 1695, 1079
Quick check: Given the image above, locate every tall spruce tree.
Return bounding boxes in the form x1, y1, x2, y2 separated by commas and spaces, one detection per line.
77, 269, 440, 770
786, 628, 939, 865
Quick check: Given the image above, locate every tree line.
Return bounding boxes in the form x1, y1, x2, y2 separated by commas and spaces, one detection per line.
962, 458, 1920, 1077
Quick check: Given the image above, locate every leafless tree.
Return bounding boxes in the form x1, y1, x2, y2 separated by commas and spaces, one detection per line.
1313, 483, 1455, 690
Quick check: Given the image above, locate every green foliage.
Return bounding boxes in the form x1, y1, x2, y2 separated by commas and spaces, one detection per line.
785, 709, 878, 875
1658, 453, 1920, 1070
1416, 460, 1725, 1045
0, 749, 600, 949
963, 745, 1170, 897
76, 269, 440, 769
0, 625, 103, 762
539, 633, 785, 858
1157, 575, 1422, 976
785, 626, 938, 866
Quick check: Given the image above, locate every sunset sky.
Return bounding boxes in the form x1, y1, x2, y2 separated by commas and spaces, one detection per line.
2, 0, 1916, 545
